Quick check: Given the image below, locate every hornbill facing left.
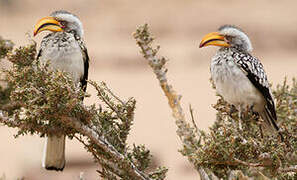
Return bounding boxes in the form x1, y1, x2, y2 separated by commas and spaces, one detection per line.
33, 10, 89, 171
199, 25, 282, 140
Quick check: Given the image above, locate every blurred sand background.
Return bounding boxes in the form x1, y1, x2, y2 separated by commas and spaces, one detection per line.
0, 0, 296, 179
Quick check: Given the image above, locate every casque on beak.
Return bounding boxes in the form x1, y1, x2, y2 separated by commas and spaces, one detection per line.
199, 32, 230, 48
33, 16, 63, 36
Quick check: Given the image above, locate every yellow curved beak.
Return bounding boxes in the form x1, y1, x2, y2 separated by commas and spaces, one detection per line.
33, 16, 63, 36
199, 32, 230, 48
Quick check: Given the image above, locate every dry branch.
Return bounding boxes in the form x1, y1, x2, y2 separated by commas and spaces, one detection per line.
62, 115, 150, 180
0, 107, 152, 180
134, 24, 215, 180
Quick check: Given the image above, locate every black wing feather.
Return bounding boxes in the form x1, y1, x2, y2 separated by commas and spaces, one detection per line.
76, 36, 89, 102
80, 47, 89, 93
246, 73, 277, 118
36, 49, 42, 60
245, 70, 280, 131
233, 52, 277, 121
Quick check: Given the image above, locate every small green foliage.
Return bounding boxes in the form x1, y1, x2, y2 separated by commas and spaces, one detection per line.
5, 58, 84, 136
7, 42, 36, 66
274, 78, 297, 135
85, 82, 167, 179
0, 36, 14, 59
128, 144, 152, 171
0, 83, 13, 108
148, 167, 168, 180
89, 81, 136, 154
99, 168, 118, 180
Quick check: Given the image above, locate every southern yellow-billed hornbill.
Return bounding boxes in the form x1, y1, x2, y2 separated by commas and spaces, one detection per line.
199, 25, 282, 140
34, 10, 89, 171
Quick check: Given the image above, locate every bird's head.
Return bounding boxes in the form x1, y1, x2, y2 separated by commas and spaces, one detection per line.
199, 25, 253, 52
33, 10, 84, 38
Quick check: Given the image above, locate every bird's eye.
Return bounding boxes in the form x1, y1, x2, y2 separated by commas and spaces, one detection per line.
224, 36, 232, 42
60, 21, 67, 27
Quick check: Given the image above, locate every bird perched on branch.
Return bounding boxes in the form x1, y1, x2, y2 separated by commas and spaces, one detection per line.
199, 25, 282, 139
33, 10, 89, 171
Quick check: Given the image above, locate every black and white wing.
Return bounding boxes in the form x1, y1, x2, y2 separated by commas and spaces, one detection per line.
233, 52, 279, 131
77, 38, 89, 94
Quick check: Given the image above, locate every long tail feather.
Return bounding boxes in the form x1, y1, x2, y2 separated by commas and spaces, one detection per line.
260, 107, 283, 141
42, 135, 65, 171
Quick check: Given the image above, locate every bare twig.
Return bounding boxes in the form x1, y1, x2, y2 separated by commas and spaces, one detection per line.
233, 158, 263, 167
197, 168, 212, 180
189, 104, 199, 135
134, 23, 214, 179
278, 165, 297, 173
61, 116, 151, 180
75, 135, 126, 178
101, 81, 125, 105
0, 108, 151, 180
88, 80, 128, 123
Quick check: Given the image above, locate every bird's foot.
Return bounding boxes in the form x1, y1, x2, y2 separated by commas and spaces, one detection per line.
227, 105, 237, 118
237, 111, 244, 132
237, 106, 249, 121
242, 105, 251, 119
258, 124, 264, 139
238, 120, 243, 132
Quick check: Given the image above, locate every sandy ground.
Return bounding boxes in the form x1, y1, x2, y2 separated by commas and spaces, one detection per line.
0, 0, 296, 179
